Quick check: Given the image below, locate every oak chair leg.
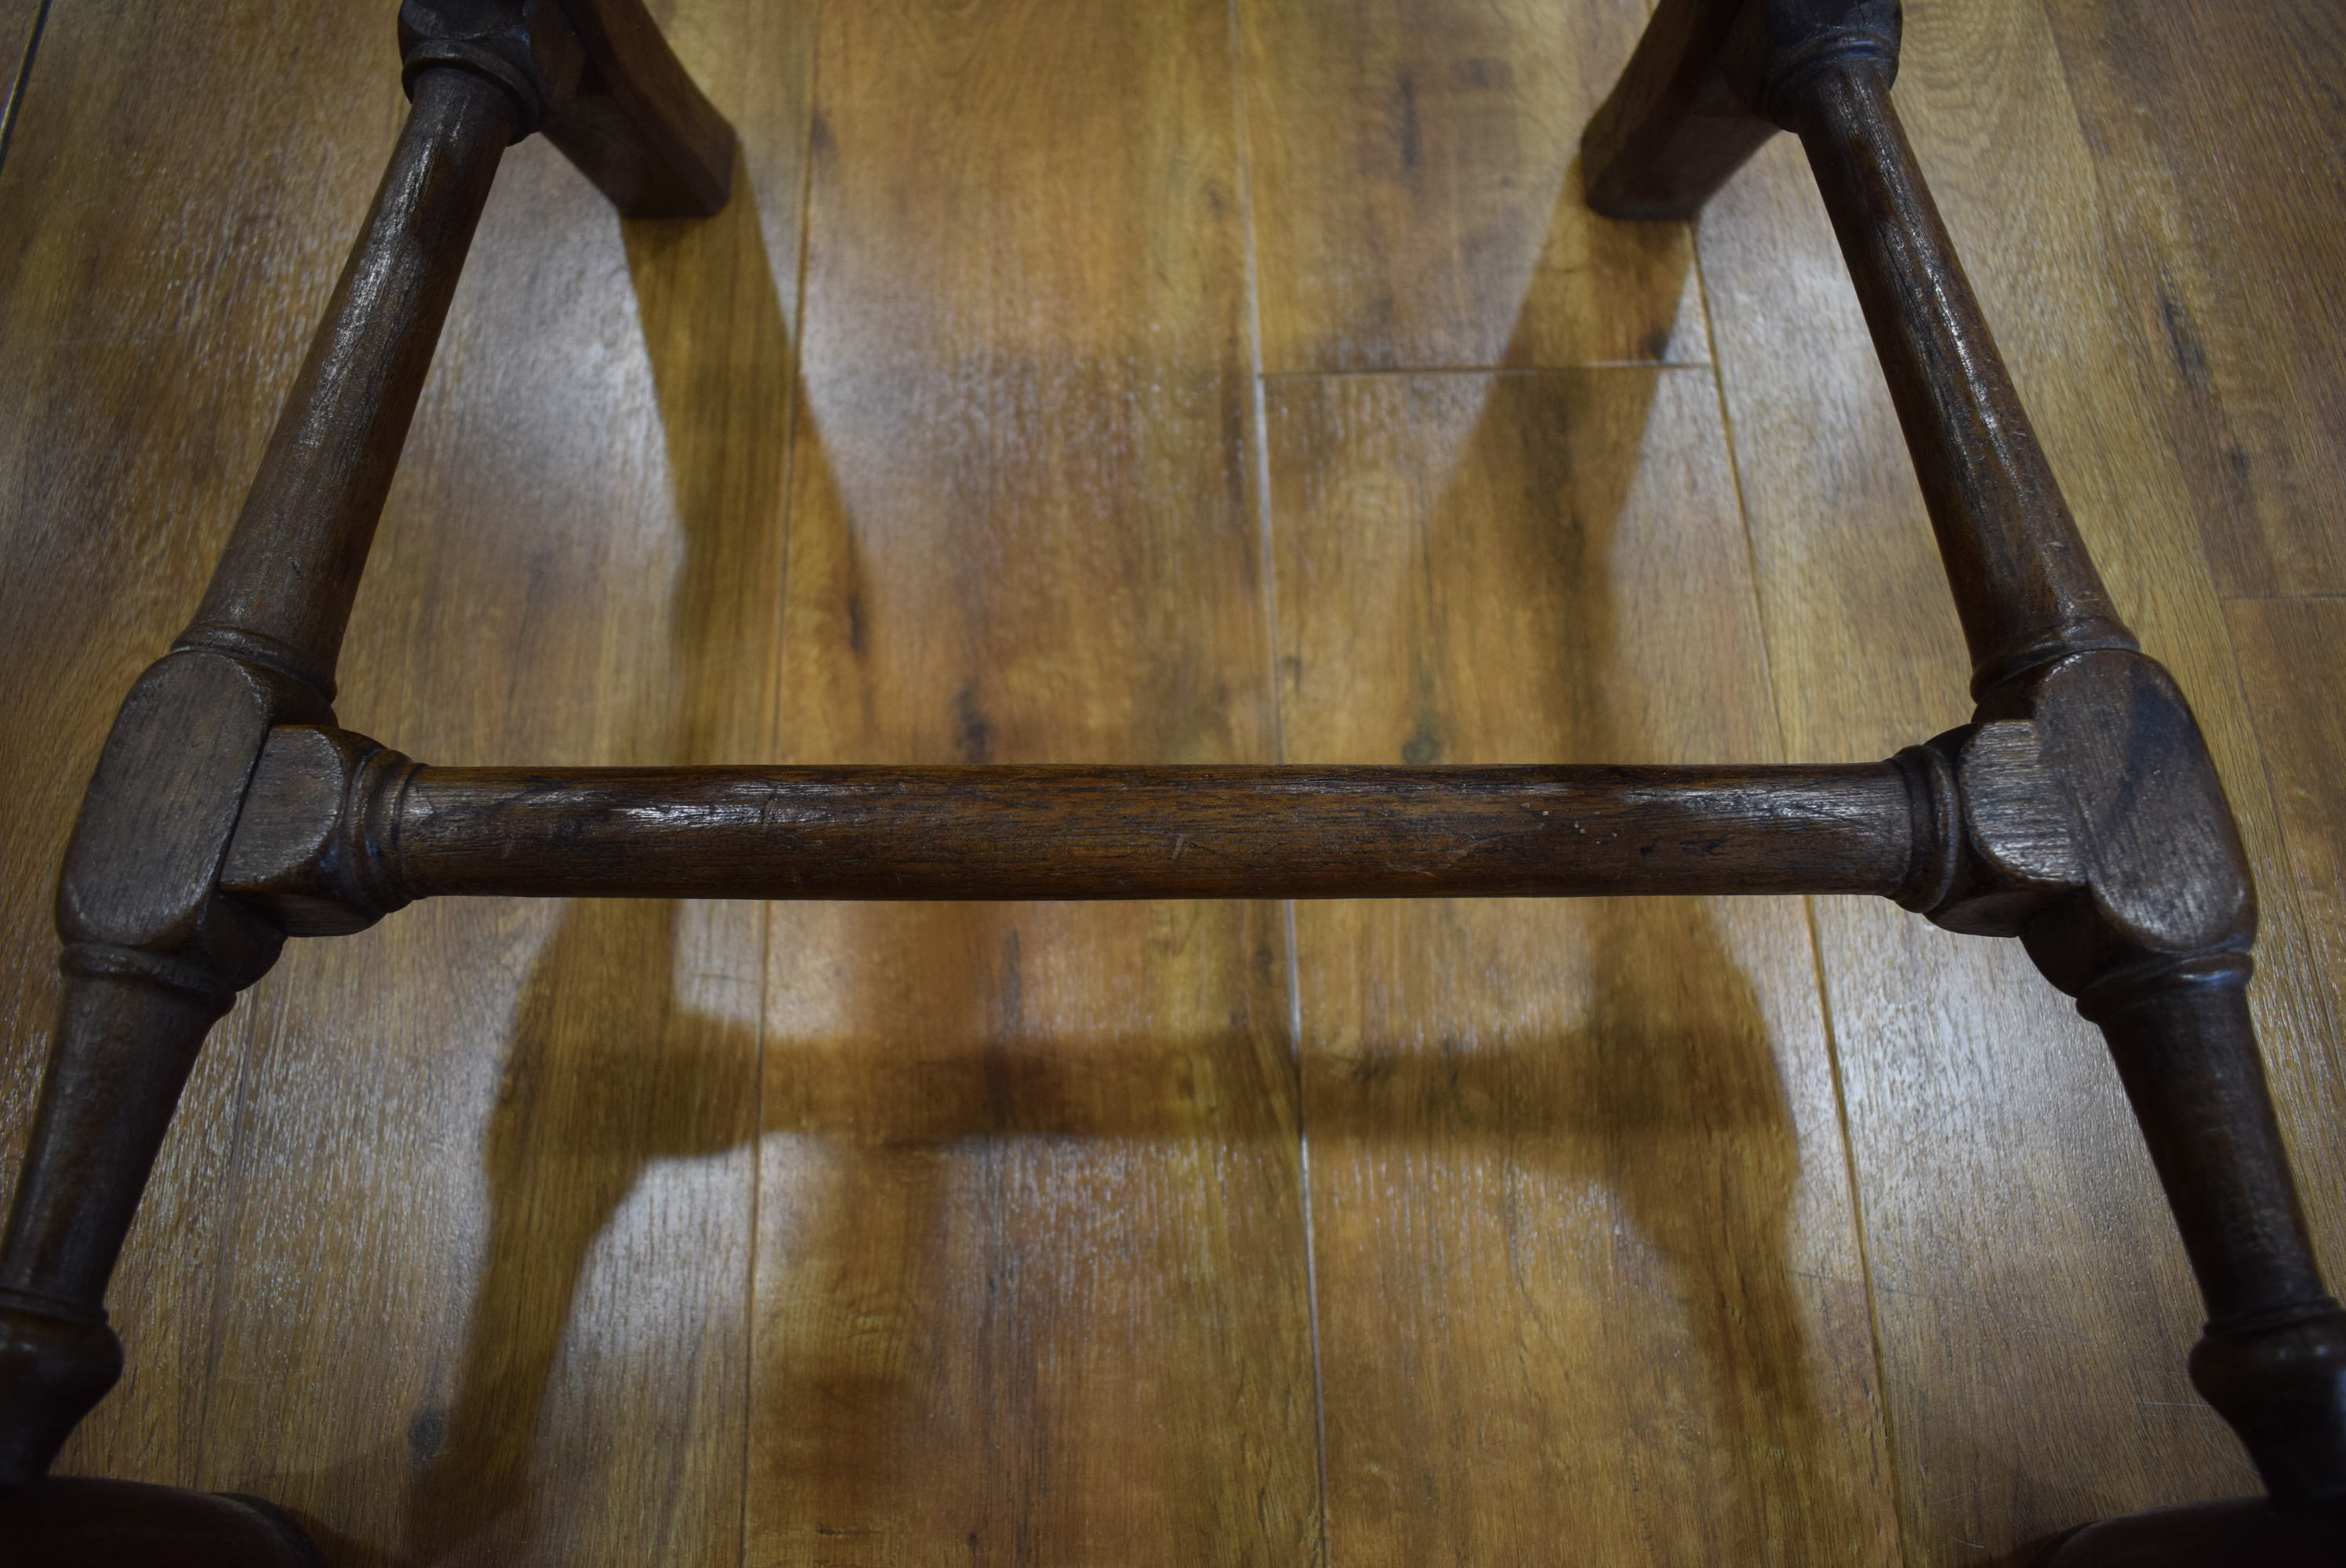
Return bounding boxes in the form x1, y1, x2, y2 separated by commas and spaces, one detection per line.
1584, 0, 2346, 1555
0, 962, 246, 1486
2031, 1497, 2346, 1568
2088, 975, 2346, 1505
0, 1, 735, 1555
0, 50, 518, 1489
0, 1478, 324, 1567
2, 0, 2338, 1563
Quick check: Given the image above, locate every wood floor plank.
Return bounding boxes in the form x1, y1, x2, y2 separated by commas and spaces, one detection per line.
2226, 596, 2346, 1229
1237, 0, 1707, 373
746, 2, 1318, 1560
1692, 0, 2346, 1558
2036, 0, 2346, 597
1268, 368, 1900, 1564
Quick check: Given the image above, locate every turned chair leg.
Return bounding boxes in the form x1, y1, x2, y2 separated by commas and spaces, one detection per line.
0, 960, 250, 1487
1585, 2, 2344, 1560
0, 2, 735, 1556
2032, 973, 2346, 1564
4, 2, 2337, 1562
2088, 968, 2346, 1508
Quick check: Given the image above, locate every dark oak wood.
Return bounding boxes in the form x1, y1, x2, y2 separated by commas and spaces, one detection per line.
1587, 1, 2134, 699
545, 0, 736, 216
394, 761, 1916, 901
0, 0, 748, 1549
183, 67, 516, 701
184, 2, 800, 1548
215, 742, 1930, 910
0, 65, 516, 1500
1777, 39, 2344, 1519
0, 0, 416, 1505
2, 0, 2339, 1560
1935, 652, 2345, 1507
1579, 0, 2344, 1548
1689, 13, 2340, 1552
1787, 57, 2137, 699
0, 1476, 323, 1567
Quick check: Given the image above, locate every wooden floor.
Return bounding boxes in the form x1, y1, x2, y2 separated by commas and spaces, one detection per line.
2, 2, 2341, 1563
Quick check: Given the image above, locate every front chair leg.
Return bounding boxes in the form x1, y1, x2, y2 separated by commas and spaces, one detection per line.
0, 963, 249, 1488
2088, 967, 2346, 1508
1585, 0, 2344, 1559
0, 1, 736, 1556
0, 650, 311, 1494
1928, 657, 2346, 1563
2021, 978, 2346, 1563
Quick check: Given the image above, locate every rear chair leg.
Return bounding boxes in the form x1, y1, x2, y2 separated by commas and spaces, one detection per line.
1582, 0, 1898, 220
540, 0, 737, 216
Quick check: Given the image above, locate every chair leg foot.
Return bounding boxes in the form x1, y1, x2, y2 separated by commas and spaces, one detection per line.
2028, 1497, 2345, 1567
0, 1477, 324, 1568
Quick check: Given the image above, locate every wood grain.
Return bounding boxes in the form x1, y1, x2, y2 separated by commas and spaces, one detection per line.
1239, 0, 1707, 372
1693, 0, 2346, 1556
748, 1, 1316, 1560
1268, 368, 1899, 1564
2, 1, 2341, 1562
285, 760, 1919, 903
0, 0, 405, 1497
188, 5, 812, 1558
2036, 0, 2346, 599
2226, 597, 2346, 1257
0, 0, 807, 1561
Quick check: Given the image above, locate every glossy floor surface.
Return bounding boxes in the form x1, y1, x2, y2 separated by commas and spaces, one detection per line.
2, 2, 2341, 1563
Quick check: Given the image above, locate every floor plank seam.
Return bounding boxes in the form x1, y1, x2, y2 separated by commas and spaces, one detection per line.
1226, 1, 1331, 1558
743, 16, 823, 1562
0, 0, 51, 180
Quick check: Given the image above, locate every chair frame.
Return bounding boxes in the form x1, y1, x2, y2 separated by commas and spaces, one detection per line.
1, 2, 2339, 1560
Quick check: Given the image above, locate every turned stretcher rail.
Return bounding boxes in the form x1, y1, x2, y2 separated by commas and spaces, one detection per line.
222, 755, 1929, 907
5, 0, 2344, 1559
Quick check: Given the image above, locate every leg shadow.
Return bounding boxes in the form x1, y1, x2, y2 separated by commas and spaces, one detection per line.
1505, 167, 1876, 1548
1302, 180, 1877, 1553
1502, 318, 1852, 1547
405, 162, 796, 1561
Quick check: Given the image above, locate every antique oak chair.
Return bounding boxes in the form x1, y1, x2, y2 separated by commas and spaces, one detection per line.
2, 1, 2340, 1561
